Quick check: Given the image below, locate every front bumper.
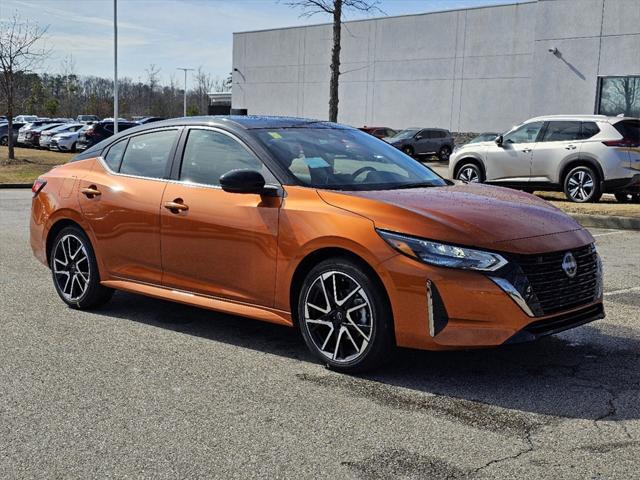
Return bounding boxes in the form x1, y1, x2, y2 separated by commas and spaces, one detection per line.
378, 244, 604, 351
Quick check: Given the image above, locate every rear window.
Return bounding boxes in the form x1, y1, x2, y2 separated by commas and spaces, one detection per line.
541, 121, 582, 142
119, 130, 178, 179
580, 122, 600, 139
614, 120, 640, 141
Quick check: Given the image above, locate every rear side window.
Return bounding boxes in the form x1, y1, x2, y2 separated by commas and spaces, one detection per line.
580, 122, 600, 139
540, 121, 582, 142
119, 130, 178, 179
103, 140, 127, 171
614, 120, 640, 141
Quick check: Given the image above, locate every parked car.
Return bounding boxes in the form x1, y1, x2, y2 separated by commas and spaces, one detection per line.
40, 123, 84, 149
76, 115, 100, 123
17, 120, 59, 145
23, 123, 65, 148
14, 115, 38, 123
136, 116, 166, 124
31, 116, 604, 372
0, 122, 25, 146
386, 128, 455, 161
50, 124, 92, 152
76, 120, 138, 151
359, 126, 397, 140
450, 115, 640, 203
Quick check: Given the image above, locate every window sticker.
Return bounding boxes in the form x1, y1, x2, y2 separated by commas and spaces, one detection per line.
268, 132, 282, 139
304, 157, 330, 168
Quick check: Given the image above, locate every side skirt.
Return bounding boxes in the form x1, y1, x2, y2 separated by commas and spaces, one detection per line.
101, 279, 293, 327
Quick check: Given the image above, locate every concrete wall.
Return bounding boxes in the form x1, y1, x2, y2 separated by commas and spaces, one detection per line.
232, 0, 640, 133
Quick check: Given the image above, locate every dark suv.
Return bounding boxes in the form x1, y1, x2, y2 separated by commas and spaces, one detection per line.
76, 121, 137, 151
387, 128, 455, 161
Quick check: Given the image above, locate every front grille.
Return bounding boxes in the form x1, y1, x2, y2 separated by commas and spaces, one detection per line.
516, 244, 600, 315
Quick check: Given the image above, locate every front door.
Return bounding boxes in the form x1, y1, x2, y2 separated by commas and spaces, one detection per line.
77, 128, 180, 284
485, 121, 544, 183
160, 128, 281, 307
413, 130, 434, 155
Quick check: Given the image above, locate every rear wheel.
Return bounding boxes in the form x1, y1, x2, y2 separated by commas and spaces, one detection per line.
50, 226, 113, 309
0, 136, 7, 146
563, 165, 602, 203
297, 258, 393, 373
456, 162, 484, 183
438, 145, 451, 162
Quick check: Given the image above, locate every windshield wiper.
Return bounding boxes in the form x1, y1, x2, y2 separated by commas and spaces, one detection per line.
391, 182, 440, 189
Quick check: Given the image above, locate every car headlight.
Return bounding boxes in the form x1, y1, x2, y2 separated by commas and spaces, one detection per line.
377, 229, 508, 271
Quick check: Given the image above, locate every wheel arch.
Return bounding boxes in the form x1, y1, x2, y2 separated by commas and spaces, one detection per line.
289, 247, 395, 341
46, 218, 85, 266
559, 157, 604, 186
453, 156, 486, 179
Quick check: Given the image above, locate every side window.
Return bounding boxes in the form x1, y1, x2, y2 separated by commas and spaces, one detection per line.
180, 129, 272, 186
503, 121, 544, 144
581, 122, 600, 139
540, 121, 582, 142
119, 130, 178, 179
103, 139, 127, 171
417, 130, 430, 139
104, 124, 114, 134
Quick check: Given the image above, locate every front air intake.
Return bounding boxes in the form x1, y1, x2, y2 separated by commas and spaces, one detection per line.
427, 280, 448, 337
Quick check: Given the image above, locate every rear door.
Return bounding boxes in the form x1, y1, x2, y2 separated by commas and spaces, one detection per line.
530, 121, 583, 183
160, 127, 281, 307
77, 128, 181, 285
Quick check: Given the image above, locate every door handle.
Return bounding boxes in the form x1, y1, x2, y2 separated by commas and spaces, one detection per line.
522, 148, 532, 153
81, 186, 101, 198
565, 144, 577, 150
164, 200, 189, 213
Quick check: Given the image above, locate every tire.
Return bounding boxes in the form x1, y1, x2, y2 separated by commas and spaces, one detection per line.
563, 165, 602, 203
50, 225, 114, 309
71, 142, 76, 153
297, 257, 393, 373
455, 162, 484, 183
402, 146, 414, 157
438, 145, 452, 162
0, 136, 7, 146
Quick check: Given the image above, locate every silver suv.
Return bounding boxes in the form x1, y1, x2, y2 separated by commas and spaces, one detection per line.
449, 115, 640, 203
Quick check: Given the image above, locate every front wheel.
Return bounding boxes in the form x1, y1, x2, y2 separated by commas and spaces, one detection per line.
563, 166, 602, 203
456, 163, 484, 183
50, 226, 114, 309
402, 146, 414, 157
297, 258, 393, 373
438, 146, 451, 162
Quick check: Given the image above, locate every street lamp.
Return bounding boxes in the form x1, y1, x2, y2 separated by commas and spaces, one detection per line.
177, 67, 194, 117
113, 0, 118, 133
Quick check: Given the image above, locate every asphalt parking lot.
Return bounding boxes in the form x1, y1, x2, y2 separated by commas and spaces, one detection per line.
1, 188, 639, 479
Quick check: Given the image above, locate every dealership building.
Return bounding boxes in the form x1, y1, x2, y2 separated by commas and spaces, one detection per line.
231, 0, 640, 133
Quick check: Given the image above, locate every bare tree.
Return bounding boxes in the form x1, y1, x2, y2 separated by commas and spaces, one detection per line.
286, 0, 381, 122
194, 67, 214, 115
0, 14, 50, 163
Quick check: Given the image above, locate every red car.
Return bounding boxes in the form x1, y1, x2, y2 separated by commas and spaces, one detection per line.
359, 126, 397, 140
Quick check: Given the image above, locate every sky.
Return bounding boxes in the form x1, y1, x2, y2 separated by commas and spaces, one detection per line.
1, 0, 522, 85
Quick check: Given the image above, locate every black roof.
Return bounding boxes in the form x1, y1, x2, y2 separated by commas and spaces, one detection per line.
141, 115, 346, 130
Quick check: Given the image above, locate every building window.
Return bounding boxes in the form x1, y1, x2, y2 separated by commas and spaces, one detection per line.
596, 76, 640, 117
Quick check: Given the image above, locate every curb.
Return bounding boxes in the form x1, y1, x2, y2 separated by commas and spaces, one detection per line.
0, 183, 31, 189
569, 213, 640, 231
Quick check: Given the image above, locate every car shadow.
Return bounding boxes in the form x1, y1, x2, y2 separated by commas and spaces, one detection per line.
97, 291, 639, 422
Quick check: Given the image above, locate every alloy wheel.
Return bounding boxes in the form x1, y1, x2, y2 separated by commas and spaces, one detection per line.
53, 234, 90, 301
458, 165, 480, 183
439, 147, 451, 161
567, 170, 594, 201
303, 271, 373, 364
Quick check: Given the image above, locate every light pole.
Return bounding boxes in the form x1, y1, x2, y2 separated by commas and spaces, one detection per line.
177, 67, 194, 117
113, 0, 118, 133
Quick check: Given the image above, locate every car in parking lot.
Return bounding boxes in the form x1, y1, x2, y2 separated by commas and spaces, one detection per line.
76, 115, 100, 123
22, 123, 65, 147
39, 123, 85, 149
359, 126, 397, 140
76, 120, 138, 151
450, 115, 640, 203
0, 122, 25, 146
386, 128, 455, 161
30, 115, 605, 372
50, 124, 93, 152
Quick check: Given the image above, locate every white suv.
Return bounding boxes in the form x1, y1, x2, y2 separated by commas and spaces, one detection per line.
449, 115, 640, 203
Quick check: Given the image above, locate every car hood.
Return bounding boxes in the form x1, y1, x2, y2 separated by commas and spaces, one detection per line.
317, 183, 592, 255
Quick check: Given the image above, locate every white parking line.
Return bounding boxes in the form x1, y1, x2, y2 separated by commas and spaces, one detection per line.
604, 286, 640, 297
593, 231, 625, 237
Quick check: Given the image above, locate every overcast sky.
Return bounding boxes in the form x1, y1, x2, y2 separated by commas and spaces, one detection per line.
1, 0, 520, 84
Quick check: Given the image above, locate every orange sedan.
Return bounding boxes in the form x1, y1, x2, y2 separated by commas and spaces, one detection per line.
30, 116, 604, 372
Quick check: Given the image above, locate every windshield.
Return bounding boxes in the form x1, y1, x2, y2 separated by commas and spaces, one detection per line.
255, 127, 447, 191
391, 129, 419, 140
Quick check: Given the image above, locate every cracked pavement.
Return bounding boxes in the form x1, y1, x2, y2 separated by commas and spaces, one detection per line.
1, 189, 639, 479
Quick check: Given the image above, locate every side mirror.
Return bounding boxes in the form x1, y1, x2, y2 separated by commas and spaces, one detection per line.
219, 169, 266, 194
495, 135, 504, 147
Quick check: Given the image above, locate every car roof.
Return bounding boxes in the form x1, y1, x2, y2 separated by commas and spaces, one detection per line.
526, 114, 639, 124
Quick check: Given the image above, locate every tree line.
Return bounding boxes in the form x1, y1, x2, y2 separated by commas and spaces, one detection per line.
1, 65, 231, 120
